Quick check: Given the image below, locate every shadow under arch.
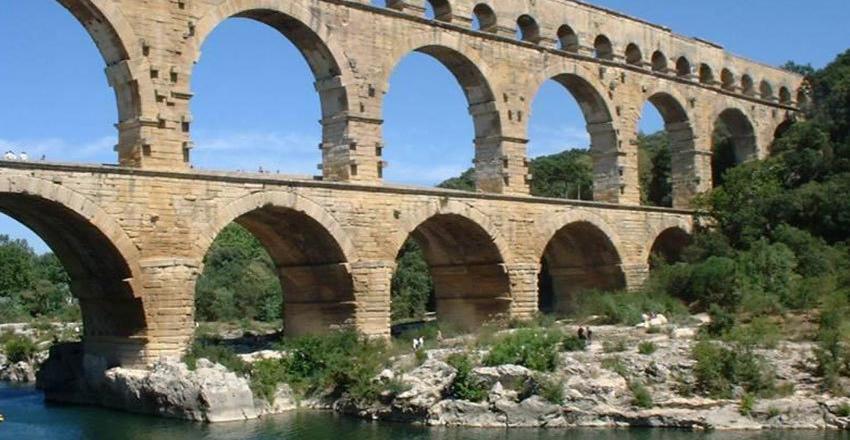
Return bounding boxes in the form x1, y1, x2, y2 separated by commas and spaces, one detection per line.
395, 212, 511, 330
0, 177, 145, 366
383, 44, 503, 191
533, 72, 619, 202
712, 107, 757, 187
198, 191, 356, 336
192, 3, 352, 178
648, 227, 692, 269
641, 91, 696, 208
537, 221, 626, 315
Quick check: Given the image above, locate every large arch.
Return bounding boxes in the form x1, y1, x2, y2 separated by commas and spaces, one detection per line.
712, 107, 757, 187
640, 91, 696, 208
537, 220, 626, 315
382, 44, 503, 191
531, 70, 619, 202
193, 2, 354, 179
0, 175, 144, 366
392, 211, 511, 330
648, 227, 692, 269
198, 191, 357, 336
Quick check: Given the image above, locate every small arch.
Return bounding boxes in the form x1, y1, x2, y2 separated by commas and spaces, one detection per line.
773, 119, 795, 140
642, 91, 694, 208
393, 213, 511, 330
198, 191, 357, 336
759, 80, 774, 100
516, 14, 540, 43
676, 57, 691, 77
721, 68, 735, 90
593, 35, 614, 60
625, 43, 643, 66
472, 3, 497, 33
712, 108, 756, 187
796, 88, 809, 107
778, 86, 792, 104
425, 0, 452, 22
649, 227, 692, 269
556, 25, 579, 52
651, 51, 668, 72
538, 221, 625, 315
741, 74, 755, 96
699, 63, 715, 84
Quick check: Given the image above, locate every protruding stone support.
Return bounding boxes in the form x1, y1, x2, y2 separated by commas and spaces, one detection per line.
430, 263, 511, 330
350, 261, 396, 338
507, 263, 540, 321
668, 121, 711, 208
589, 121, 639, 205
473, 136, 531, 195
137, 258, 201, 366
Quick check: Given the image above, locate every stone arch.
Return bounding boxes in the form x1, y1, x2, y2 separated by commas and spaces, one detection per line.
699, 63, 715, 84
779, 86, 792, 104
472, 3, 497, 33
721, 68, 736, 90
759, 80, 774, 100
741, 74, 755, 96
593, 35, 614, 60
383, 43, 502, 190
531, 67, 619, 202
712, 107, 757, 187
556, 24, 579, 52
651, 51, 668, 72
392, 201, 511, 329
0, 175, 145, 366
197, 191, 357, 335
536, 215, 626, 315
52, 1, 147, 162
193, 1, 355, 179
625, 43, 643, 66
647, 225, 692, 269
516, 14, 541, 43
641, 90, 696, 208
425, 0, 453, 22
676, 56, 692, 77
773, 118, 796, 141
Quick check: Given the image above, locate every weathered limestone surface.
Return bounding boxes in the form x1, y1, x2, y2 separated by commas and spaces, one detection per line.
3, 0, 804, 370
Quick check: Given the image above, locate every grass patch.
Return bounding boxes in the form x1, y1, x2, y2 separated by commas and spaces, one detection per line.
603, 338, 629, 353
183, 338, 247, 373
601, 356, 628, 378
740, 393, 756, 416
3, 335, 36, 363
570, 289, 687, 326
538, 377, 564, 405
638, 341, 657, 355
692, 340, 775, 399
562, 335, 587, 352
484, 328, 564, 371
629, 381, 653, 409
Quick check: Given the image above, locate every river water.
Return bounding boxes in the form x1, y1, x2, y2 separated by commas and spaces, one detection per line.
1, 383, 848, 440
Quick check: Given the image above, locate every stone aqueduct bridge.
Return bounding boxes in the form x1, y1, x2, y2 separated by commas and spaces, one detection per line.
3, 0, 804, 367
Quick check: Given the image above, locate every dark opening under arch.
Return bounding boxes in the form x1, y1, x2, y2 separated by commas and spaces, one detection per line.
649, 227, 691, 269
712, 108, 756, 187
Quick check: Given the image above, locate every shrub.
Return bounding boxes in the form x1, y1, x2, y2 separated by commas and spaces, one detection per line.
837, 402, 850, 417
692, 341, 775, 398
705, 303, 736, 337
740, 393, 756, 416
4, 336, 36, 363
726, 316, 781, 349
562, 335, 587, 352
484, 328, 563, 371
538, 377, 565, 405
183, 339, 247, 374
446, 353, 486, 402
572, 289, 686, 326
249, 358, 289, 402
629, 381, 653, 409
638, 341, 657, 355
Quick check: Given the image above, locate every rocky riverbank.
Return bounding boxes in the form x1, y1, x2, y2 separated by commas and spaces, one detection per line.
16, 320, 850, 430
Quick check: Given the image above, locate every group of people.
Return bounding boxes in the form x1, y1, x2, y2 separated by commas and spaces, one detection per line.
577, 326, 594, 343
3, 150, 29, 161
411, 336, 426, 351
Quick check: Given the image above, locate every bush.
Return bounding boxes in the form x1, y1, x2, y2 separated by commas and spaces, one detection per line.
740, 393, 756, 416
183, 339, 247, 374
4, 336, 36, 363
705, 304, 736, 337
484, 328, 563, 371
638, 341, 657, 355
250, 358, 289, 402
562, 335, 587, 352
726, 317, 781, 349
629, 381, 653, 409
538, 377, 565, 405
692, 341, 775, 398
837, 402, 850, 417
572, 289, 686, 326
446, 353, 486, 402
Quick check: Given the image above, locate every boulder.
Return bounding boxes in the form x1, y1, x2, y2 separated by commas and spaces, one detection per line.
396, 359, 456, 409
471, 364, 533, 390
256, 383, 298, 416
0, 361, 36, 383
428, 399, 505, 426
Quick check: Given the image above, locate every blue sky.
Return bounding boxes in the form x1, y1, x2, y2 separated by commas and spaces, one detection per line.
1, 0, 847, 253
